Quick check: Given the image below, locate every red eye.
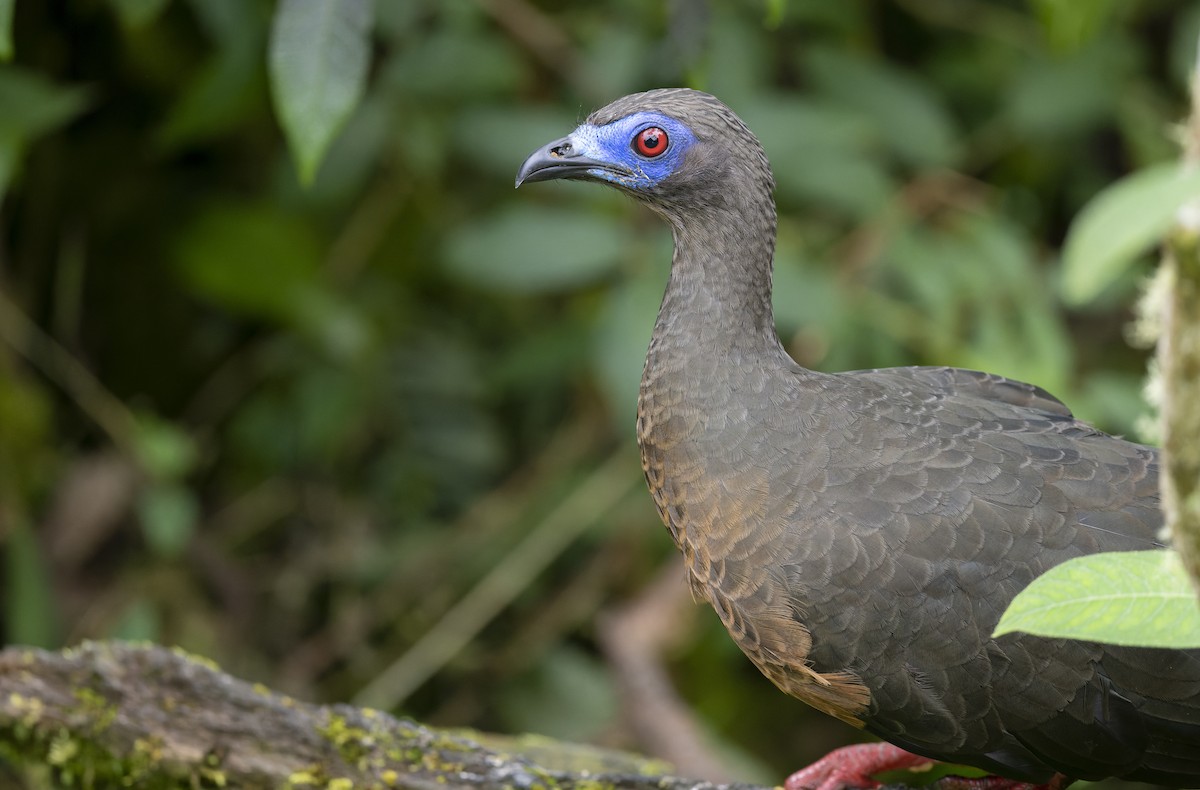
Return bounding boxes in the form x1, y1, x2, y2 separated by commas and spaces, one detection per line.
634, 126, 669, 157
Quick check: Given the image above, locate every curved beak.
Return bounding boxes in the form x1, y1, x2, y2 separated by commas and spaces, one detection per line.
515, 136, 627, 187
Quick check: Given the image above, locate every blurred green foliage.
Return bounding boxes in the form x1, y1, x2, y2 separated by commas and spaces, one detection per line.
1062, 164, 1200, 305
0, 0, 1194, 786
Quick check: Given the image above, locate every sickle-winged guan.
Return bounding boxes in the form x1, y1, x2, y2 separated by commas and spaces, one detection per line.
515, 88, 1200, 789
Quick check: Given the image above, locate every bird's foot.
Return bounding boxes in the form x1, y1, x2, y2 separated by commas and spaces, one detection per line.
784, 743, 935, 790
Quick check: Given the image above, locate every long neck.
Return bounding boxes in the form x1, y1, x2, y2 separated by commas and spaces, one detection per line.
648, 191, 786, 371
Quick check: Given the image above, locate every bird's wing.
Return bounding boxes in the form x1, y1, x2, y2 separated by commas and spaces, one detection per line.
851, 365, 1075, 417
713, 366, 1200, 782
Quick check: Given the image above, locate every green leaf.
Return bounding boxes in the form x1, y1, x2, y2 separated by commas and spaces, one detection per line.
1061, 164, 1200, 305
496, 646, 617, 742
803, 47, 961, 168
1029, 0, 1118, 52
137, 483, 199, 559
156, 0, 265, 149
994, 550, 1200, 648
445, 206, 627, 294
576, 24, 648, 102
0, 366, 53, 492
743, 96, 892, 217
269, 0, 373, 185
705, 7, 771, 100
111, 598, 160, 642
175, 203, 321, 322
1006, 38, 1127, 140
764, 0, 785, 28
108, 0, 170, 29
176, 203, 369, 356
5, 519, 59, 648
0, 0, 13, 61
0, 66, 90, 199
0, 69, 89, 140
380, 27, 522, 101
131, 414, 198, 480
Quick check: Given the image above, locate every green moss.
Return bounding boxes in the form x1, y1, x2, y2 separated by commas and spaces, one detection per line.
45, 730, 79, 767
318, 713, 373, 767
8, 691, 45, 729
71, 687, 117, 733
168, 645, 221, 672
287, 766, 325, 786
0, 710, 229, 790
572, 780, 611, 790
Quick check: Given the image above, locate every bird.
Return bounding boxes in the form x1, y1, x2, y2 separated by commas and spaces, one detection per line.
515, 88, 1200, 789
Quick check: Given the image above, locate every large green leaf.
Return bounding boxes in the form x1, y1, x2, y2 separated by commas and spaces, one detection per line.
445, 206, 627, 294
269, 0, 373, 185
1061, 164, 1200, 305
994, 550, 1200, 648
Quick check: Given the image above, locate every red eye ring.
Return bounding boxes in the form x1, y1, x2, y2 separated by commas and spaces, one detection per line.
633, 126, 669, 158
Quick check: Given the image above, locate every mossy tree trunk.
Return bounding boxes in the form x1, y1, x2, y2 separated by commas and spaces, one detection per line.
1160, 53, 1200, 598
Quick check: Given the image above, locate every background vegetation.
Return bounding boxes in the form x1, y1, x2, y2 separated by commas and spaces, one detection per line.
1, 0, 1196, 786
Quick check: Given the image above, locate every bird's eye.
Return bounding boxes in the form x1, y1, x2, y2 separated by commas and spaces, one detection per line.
633, 126, 669, 158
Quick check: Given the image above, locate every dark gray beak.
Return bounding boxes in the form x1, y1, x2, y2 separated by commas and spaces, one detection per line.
515, 136, 625, 187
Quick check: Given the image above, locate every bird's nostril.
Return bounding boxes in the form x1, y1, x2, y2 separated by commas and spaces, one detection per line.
551, 142, 573, 158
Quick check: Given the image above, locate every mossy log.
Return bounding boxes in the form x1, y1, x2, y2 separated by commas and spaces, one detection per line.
0, 641, 777, 790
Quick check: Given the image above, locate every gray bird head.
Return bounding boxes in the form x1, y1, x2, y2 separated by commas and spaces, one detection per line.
516, 89, 774, 220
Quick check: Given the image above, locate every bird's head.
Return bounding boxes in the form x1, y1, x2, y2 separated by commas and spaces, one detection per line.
515, 89, 774, 221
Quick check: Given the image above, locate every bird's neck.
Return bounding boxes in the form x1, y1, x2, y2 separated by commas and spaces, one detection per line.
649, 199, 786, 367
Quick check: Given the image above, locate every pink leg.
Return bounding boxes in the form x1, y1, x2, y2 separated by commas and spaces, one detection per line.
784, 743, 1072, 790
785, 743, 935, 790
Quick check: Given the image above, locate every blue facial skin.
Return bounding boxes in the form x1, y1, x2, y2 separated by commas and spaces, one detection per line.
568, 112, 697, 189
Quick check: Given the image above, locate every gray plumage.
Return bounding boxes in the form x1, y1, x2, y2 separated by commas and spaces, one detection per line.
517, 88, 1200, 785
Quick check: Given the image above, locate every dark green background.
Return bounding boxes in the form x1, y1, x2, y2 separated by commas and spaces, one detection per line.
0, 0, 1194, 785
